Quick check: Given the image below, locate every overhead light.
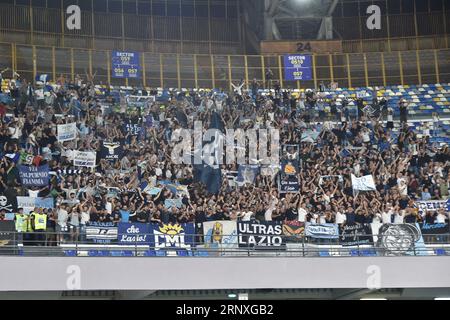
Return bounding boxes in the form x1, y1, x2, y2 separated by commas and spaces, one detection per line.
435, 297, 450, 300
360, 298, 387, 300
228, 293, 237, 298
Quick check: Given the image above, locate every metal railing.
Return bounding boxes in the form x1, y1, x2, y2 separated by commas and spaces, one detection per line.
1, 41, 449, 90
0, 231, 449, 257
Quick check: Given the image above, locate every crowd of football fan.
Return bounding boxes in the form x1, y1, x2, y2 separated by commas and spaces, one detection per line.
0, 70, 448, 242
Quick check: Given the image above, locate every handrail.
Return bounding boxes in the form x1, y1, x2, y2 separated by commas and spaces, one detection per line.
0, 231, 449, 257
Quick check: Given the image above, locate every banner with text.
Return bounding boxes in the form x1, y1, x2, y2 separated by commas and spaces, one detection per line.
339, 223, 373, 246
238, 221, 286, 249
57, 122, 77, 142
305, 223, 340, 239
118, 222, 152, 245
17, 197, 54, 214
73, 151, 97, 168
112, 51, 140, 78
284, 55, 312, 81
85, 222, 118, 244
414, 200, 450, 214
101, 142, 123, 162
151, 223, 195, 256
19, 165, 49, 187
419, 223, 449, 236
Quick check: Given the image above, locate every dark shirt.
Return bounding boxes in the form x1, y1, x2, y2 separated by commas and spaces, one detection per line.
137, 210, 149, 223
346, 211, 356, 224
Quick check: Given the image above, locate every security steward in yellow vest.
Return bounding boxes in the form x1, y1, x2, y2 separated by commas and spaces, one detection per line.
14, 208, 28, 244
14, 208, 28, 233
29, 208, 47, 246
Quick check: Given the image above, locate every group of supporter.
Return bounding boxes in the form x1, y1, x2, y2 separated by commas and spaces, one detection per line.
0, 70, 448, 244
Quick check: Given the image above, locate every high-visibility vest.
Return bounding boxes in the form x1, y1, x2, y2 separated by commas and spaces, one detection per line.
15, 214, 28, 232
34, 213, 47, 231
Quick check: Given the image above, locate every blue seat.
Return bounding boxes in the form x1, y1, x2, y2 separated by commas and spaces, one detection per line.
319, 251, 330, 257
64, 250, 77, 257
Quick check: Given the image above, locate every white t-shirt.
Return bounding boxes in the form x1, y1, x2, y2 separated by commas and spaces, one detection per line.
397, 178, 407, 196
381, 211, 392, 224
105, 202, 112, 214
69, 212, 80, 226
394, 212, 404, 224
28, 190, 40, 198
436, 213, 447, 223
241, 211, 254, 221
62, 149, 75, 161
57, 209, 68, 227
298, 208, 307, 222
264, 208, 273, 221
35, 88, 44, 100
318, 215, 326, 224
80, 211, 90, 225
95, 115, 104, 126
335, 212, 347, 224
9, 126, 21, 140
354, 163, 361, 176
362, 131, 371, 143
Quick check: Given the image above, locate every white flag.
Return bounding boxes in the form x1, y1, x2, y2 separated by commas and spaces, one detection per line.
57, 122, 77, 142
351, 174, 376, 192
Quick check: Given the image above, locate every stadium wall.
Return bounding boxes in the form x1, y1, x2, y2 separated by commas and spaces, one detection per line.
0, 41, 448, 90
0, 256, 449, 291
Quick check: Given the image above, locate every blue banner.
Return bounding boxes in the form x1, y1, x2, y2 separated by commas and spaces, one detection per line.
415, 200, 450, 214
19, 164, 49, 187
118, 222, 152, 245
284, 54, 312, 81
419, 223, 449, 235
112, 51, 140, 78
305, 223, 340, 239
151, 223, 195, 256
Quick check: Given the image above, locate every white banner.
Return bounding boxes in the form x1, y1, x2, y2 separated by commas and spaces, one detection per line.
351, 174, 376, 192
73, 151, 97, 168
57, 123, 77, 142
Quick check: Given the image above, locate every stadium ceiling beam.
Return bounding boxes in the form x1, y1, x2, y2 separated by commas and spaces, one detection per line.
265, 0, 282, 16
327, 0, 339, 16
264, 0, 283, 40
276, 5, 297, 19
317, 0, 339, 40
263, 0, 337, 40
274, 14, 329, 20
